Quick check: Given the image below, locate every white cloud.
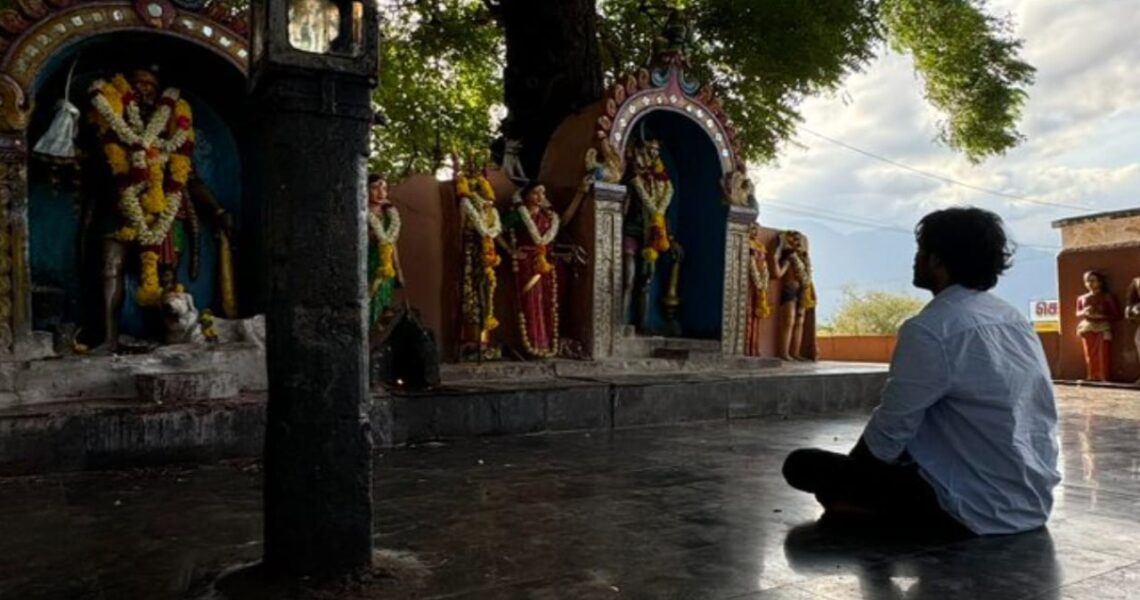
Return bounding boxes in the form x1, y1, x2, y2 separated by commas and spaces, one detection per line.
754, 1, 1140, 255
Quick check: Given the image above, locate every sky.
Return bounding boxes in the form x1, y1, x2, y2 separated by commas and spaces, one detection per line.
751, 0, 1140, 255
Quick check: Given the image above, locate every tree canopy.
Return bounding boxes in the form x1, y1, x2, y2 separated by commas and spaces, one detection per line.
825, 286, 927, 335
373, 0, 1034, 177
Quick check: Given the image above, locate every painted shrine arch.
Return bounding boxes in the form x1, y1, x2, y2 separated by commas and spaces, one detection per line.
0, 1, 249, 129
595, 63, 748, 187
607, 97, 740, 179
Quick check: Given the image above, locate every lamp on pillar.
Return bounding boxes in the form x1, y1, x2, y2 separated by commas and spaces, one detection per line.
250, 0, 379, 579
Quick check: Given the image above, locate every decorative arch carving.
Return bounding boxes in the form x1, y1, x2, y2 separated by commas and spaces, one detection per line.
0, 0, 248, 132
590, 52, 755, 208
0, 0, 248, 354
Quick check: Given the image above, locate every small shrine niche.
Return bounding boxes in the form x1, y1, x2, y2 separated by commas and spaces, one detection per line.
0, 1, 256, 356
557, 26, 768, 360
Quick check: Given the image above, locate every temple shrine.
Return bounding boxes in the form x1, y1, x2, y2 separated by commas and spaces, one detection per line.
0, 2, 878, 476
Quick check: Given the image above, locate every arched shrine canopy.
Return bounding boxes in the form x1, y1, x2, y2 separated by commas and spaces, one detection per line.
0, 0, 249, 355
590, 50, 754, 208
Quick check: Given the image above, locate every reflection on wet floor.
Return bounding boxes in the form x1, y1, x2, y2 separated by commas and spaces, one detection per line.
1, 385, 1139, 599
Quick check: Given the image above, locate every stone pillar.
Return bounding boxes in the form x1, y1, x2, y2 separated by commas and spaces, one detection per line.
590, 182, 625, 359
0, 133, 30, 356
253, 72, 374, 576
722, 205, 758, 356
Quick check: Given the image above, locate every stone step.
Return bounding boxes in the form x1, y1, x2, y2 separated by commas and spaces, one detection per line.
136, 371, 239, 404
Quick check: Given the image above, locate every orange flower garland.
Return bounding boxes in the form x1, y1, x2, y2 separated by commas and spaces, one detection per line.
458, 173, 503, 333
91, 74, 195, 307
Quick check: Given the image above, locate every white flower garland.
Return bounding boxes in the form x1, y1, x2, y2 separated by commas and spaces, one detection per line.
91, 80, 192, 246
517, 205, 559, 246
126, 145, 180, 246
461, 195, 502, 238
91, 84, 190, 154
633, 176, 673, 216
369, 205, 401, 244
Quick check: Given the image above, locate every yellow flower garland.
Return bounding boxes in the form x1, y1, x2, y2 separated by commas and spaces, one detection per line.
378, 242, 397, 280
481, 236, 500, 331
137, 251, 163, 307
803, 283, 817, 311
748, 239, 771, 319
93, 76, 196, 307
535, 245, 554, 275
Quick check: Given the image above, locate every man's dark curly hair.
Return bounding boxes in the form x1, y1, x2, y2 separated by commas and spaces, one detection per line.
916, 207, 1014, 291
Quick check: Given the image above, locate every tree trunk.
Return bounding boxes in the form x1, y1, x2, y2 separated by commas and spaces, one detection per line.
499, 0, 604, 178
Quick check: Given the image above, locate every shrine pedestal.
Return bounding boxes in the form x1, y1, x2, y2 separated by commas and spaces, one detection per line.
0, 358, 886, 475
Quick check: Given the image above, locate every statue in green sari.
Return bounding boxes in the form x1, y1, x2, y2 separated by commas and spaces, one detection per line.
367, 174, 403, 332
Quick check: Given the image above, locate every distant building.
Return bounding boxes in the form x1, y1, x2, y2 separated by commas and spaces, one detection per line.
1052, 209, 1140, 382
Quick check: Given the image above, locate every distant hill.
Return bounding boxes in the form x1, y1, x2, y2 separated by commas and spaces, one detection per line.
764, 217, 1058, 323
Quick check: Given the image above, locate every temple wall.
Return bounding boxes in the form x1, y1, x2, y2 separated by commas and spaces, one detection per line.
1053, 209, 1140, 382
1055, 246, 1140, 382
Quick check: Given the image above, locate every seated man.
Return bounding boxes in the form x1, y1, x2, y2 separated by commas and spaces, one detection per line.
783, 207, 1060, 536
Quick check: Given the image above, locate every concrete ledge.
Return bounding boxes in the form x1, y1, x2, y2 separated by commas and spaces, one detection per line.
0, 396, 265, 476
0, 364, 888, 474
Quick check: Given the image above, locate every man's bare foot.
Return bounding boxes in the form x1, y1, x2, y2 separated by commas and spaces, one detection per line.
779, 353, 794, 361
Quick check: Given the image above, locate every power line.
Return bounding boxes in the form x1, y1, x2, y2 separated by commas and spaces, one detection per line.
797, 126, 1091, 212
762, 200, 1061, 251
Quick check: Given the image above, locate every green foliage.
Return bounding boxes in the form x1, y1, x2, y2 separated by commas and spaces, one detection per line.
826, 286, 927, 335
880, 0, 1035, 162
598, 0, 882, 163
372, 0, 1034, 175
372, 1, 503, 177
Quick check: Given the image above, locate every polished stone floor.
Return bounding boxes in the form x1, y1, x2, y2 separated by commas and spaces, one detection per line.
1, 385, 1139, 599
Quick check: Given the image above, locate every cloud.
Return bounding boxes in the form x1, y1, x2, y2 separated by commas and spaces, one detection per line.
754, 1, 1140, 257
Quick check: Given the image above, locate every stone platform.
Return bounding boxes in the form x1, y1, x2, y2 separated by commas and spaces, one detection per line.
0, 353, 887, 475
2, 386, 1137, 600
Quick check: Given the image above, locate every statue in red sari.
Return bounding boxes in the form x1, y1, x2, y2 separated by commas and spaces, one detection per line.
503, 182, 584, 359
1077, 270, 1120, 382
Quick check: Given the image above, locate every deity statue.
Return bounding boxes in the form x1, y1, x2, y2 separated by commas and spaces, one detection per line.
502, 182, 585, 359
83, 66, 234, 352
745, 223, 772, 356
455, 156, 504, 360
366, 174, 403, 333
1077, 271, 1120, 382
724, 168, 755, 207
623, 137, 680, 331
652, 8, 694, 63
771, 230, 816, 361
1125, 276, 1140, 385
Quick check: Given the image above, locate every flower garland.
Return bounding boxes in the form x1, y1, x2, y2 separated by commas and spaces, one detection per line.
199, 309, 219, 343
90, 75, 195, 307
633, 162, 673, 263
517, 205, 559, 275
789, 252, 817, 311
516, 252, 560, 358
458, 175, 501, 332
748, 239, 771, 319
369, 205, 401, 282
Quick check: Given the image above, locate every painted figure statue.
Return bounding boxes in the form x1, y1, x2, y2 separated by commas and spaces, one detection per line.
623, 136, 680, 331
1077, 271, 1120, 382
502, 181, 586, 359
367, 174, 403, 332
455, 156, 503, 359
745, 223, 772, 356
1125, 276, 1140, 385
771, 230, 816, 361
84, 66, 234, 351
